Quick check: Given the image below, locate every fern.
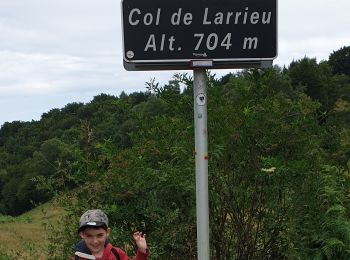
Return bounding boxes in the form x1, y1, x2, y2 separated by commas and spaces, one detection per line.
309, 166, 350, 259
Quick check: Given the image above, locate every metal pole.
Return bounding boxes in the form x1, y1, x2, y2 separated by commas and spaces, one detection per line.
193, 68, 210, 260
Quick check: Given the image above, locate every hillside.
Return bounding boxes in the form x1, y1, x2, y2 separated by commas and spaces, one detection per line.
0, 201, 63, 259
0, 50, 349, 258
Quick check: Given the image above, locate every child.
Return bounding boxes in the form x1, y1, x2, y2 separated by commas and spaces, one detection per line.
73, 209, 148, 260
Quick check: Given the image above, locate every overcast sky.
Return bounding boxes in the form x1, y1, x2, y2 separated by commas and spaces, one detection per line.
1, 0, 349, 126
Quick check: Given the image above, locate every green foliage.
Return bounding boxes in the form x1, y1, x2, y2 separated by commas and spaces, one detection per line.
208, 69, 324, 259
305, 166, 350, 260
44, 91, 198, 258
0, 51, 350, 259
0, 92, 149, 215
288, 57, 338, 112
37, 68, 349, 259
329, 46, 350, 76
0, 214, 32, 224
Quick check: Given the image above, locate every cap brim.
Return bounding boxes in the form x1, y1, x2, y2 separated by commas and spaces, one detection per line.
78, 221, 107, 233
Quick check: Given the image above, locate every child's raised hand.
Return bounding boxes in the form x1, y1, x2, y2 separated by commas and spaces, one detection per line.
133, 231, 148, 254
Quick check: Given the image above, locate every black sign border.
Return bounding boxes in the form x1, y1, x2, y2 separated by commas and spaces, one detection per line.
121, 0, 278, 70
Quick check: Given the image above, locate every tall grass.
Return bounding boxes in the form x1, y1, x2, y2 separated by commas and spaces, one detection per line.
0, 201, 63, 259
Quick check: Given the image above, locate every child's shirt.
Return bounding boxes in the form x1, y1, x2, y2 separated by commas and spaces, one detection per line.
73, 240, 148, 260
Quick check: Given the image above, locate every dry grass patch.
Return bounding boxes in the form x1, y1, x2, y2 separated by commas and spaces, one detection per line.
0, 202, 64, 259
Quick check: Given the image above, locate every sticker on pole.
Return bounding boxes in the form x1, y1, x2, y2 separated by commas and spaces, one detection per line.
196, 94, 206, 106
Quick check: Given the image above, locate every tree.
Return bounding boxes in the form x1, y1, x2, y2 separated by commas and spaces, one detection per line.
329, 46, 350, 76
45, 69, 350, 259
288, 58, 338, 112
0, 64, 348, 258
207, 69, 350, 259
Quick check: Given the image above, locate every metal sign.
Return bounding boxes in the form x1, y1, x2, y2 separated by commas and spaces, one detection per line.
121, 0, 277, 70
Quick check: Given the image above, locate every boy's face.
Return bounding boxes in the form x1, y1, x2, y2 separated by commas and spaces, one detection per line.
79, 227, 110, 256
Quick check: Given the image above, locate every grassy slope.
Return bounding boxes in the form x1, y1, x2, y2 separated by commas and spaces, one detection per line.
0, 201, 63, 259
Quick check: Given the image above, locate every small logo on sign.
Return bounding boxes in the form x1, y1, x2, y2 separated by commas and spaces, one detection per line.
193, 52, 208, 58
196, 94, 206, 106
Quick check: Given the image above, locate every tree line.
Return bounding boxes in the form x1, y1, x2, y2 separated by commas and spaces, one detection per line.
0, 46, 350, 259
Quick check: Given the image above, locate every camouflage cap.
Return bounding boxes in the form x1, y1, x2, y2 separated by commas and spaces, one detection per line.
78, 209, 109, 233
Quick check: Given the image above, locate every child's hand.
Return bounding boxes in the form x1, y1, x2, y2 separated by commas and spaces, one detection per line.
133, 231, 148, 254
